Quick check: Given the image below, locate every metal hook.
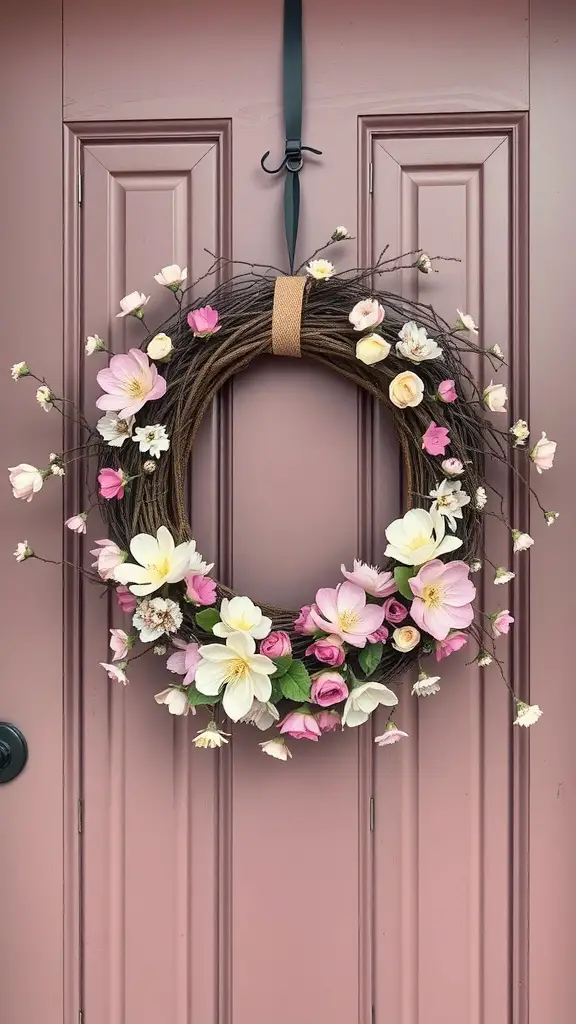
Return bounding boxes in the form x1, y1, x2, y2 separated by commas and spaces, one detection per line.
260, 144, 323, 176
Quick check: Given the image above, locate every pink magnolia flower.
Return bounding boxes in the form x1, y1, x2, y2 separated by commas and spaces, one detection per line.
109, 628, 131, 661
310, 671, 349, 707
422, 422, 450, 456
185, 573, 217, 606
367, 625, 389, 643
98, 467, 127, 500
260, 631, 292, 658
294, 604, 316, 635
315, 709, 341, 733
116, 585, 137, 614
340, 559, 396, 598
382, 598, 408, 625
65, 513, 87, 534
374, 722, 409, 746
438, 379, 457, 403
187, 305, 221, 338
435, 630, 468, 661
409, 559, 476, 641
310, 582, 385, 648
492, 609, 514, 637
9, 464, 44, 502
278, 708, 322, 741
305, 635, 345, 666
91, 539, 127, 580
96, 348, 167, 419
166, 637, 201, 686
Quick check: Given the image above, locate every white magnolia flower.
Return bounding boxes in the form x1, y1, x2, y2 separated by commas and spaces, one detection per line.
342, 681, 398, 728
441, 458, 465, 478
154, 686, 190, 716
454, 309, 478, 335
494, 567, 515, 585
36, 384, 53, 411
195, 631, 276, 722
544, 510, 559, 526
356, 333, 391, 365
213, 596, 272, 641
332, 226, 351, 240
100, 660, 129, 685
396, 321, 442, 362
192, 722, 230, 748
306, 259, 335, 280
85, 335, 105, 355
147, 333, 173, 361
132, 424, 170, 458
14, 541, 33, 562
114, 525, 210, 596
429, 479, 471, 531
476, 651, 493, 667
488, 343, 504, 359
116, 291, 150, 318
8, 464, 45, 502
97, 412, 135, 448
514, 701, 543, 728
132, 596, 183, 643
384, 507, 462, 566
512, 530, 534, 552
475, 486, 488, 510
470, 558, 482, 573
411, 672, 441, 697
483, 381, 508, 413
529, 432, 557, 474
154, 264, 187, 289
392, 626, 421, 652
416, 252, 432, 273
11, 361, 30, 380
260, 737, 292, 760
349, 298, 385, 332
240, 699, 280, 731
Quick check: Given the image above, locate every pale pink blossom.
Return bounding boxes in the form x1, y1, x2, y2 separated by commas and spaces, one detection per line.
305, 635, 345, 666
492, 610, 514, 637
100, 660, 129, 685
293, 604, 316, 635
187, 306, 221, 337
91, 539, 127, 580
367, 626, 389, 643
348, 298, 385, 332
310, 671, 349, 707
438, 379, 457, 403
184, 573, 217, 605
383, 598, 408, 625
315, 709, 341, 732
422, 422, 450, 456
374, 722, 409, 746
65, 513, 87, 534
166, 638, 201, 686
9, 464, 44, 502
260, 737, 292, 759
278, 708, 322, 741
154, 687, 190, 716
340, 559, 396, 598
310, 581, 385, 648
442, 458, 464, 477
435, 630, 468, 661
409, 559, 475, 641
116, 291, 149, 318
109, 628, 131, 661
96, 348, 166, 419
115, 585, 137, 614
529, 432, 557, 473
98, 467, 127, 500
259, 631, 292, 658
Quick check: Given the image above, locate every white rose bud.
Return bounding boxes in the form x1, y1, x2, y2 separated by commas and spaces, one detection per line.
147, 333, 173, 362
512, 530, 534, 552
36, 384, 54, 411
85, 335, 105, 355
392, 625, 421, 652
306, 259, 336, 280
153, 264, 187, 290
389, 371, 425, 409
483, 381, 508, 413
11, 361, 30, 380
356, 333, 391, 366
331, 226, 351, 241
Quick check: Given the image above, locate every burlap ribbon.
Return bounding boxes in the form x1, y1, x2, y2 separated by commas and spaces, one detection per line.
271, 275, 306, 357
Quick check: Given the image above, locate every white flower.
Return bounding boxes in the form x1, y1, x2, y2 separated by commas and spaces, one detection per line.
116, 291, 150, 318
85, 335, 105, 355
132, 596, 183, 643
332, 226, 351, 240
100, 660, 129, 685
153, 645, 167, 656
147, 333, 173, 361
483, 381, 508, 413
51, 463, 65, 477
212, 595, 272, 641
96, 413, 135, 448
154, 264, 187, 289
529, 432, 557, 474
488, 343, 504, 359
510, 419, 530, 446
475, 486, 487, 510
476, 651, 493, 667
388, 371, 425, 409
154, 687, 190, 716
193, 723, 230, 748
11, 361, 30, 380
240, 699, 280, 731
396, 321, 442, 362
132, 424, 170, 458
143, 459, 156, 474
416, 252, 432, 273
514, 701, 543, 728
512, 530, 534, 552
14, 541, 33, 562
411, 672, 441, 697
355, 333, 391, 365
374, 722, 409, 745
306, 259, 335, 280
384, 507, 462, 566
260, 737, 292, 760
455, 309, 478, 335
195, 632, 276, 722
36, 384, 53, 411
342, 681, 398, 728
348, 298, 385, 332
470, 558, 482, 572
114, 525, 211, 596
65, 513, 88, 534
441, 458, 465, 478
544, 510, 559, 526
8, 464, 45, 502
429, 479, 471, 531
494, 567, 515, 585
392, 626, 421, 653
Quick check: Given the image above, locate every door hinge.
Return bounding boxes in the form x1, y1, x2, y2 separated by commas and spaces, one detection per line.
78, 1011, 84, 1024
77, 173, 83, 206
77, 798, 83, 834
369, 796, 375, 832
368, 162, 373, 195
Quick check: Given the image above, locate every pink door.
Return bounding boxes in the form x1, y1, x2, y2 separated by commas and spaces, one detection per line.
1, 1, 575, 1022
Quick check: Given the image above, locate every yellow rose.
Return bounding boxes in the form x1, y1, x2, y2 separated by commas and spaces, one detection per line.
389, 370, 424, 409
355, 333, 391, 366
392, 625, 421, 652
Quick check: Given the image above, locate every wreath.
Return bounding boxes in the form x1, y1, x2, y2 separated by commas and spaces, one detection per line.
9, 233, 558, 759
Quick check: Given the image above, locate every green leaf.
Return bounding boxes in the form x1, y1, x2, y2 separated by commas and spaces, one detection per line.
279, 660, 312, 703
394, 566, 417, 601
271, 655, 294, 678
359, 642, 383, 677
270, 677, 284, 704
195, 608, 221, 633
186, 687, 220, 706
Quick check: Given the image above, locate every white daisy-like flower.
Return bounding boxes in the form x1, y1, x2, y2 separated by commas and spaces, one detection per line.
469, 558, 482, 572
132, 596, 183, 643
51, 463, 65, 476
494, 567, 515, 585
396, 321, 443, 362
306, 259, 335, 280
14, 541, 33, 562
475, 486, 488, 510
85, 335, 105, 355
97, 412, 135, 448
331, 226, 351, 240
513, 701, 543, 728
36, 385, 53, 411
411, 672, 441, 697
132, 424, 170, 458
11, 361, 30, 380
476, 651, 493, 667
100, 660, 129, 685
192, 722, 230, 749
429, 479, 471, 531
544, 510, 559, 526
512, 530, 534, 552
510, 419, 529, 446
153, 644, 167, 656
260, 737, 292, 760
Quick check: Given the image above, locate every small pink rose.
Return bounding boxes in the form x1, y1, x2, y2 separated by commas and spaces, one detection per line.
294, 604, 317, 635
442, 458, 464, 477
185, 573, 217, 606
435, 630, 468, 661
422, 422, 450, 456
116, 585, 137, 614
310, 671, 349, 707
383, 598, 408, 625
187, 305, 221, 338
260, 631, 292, 658
367, 626, 389, 643
98, 467, 127, 500
278, 708, 322, 741
305, 634, 345, 666
492, 610, 514, 638
315, 709, 341, 733
438, 379, 457, 403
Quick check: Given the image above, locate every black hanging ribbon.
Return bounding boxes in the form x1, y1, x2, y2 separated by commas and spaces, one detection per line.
261, 0, 322, 273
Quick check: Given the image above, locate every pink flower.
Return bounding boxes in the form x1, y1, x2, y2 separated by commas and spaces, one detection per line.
409, 559, 476, 641
109, 628, 131, 661
435, 630, 468, 661
166, 637, 201, 686
96, 348, 167, 419
529, 432, 557, 473
91, 539, 127, 580
98, 467, 127, 500
315, 709, 341, 732
310, 671, 349, 707
305, 634, 345, 666
9, 464, 44, 502
310, 581, 385, 648
348, 298, 385, 332
442, 458, 464, 477
260, 631, 292, 658
65, 513, 87, 534
367, 625, 389, 643
383, 598, 408, 625
438, 379, 457, 403
294, 604, 316, 635
374, 722, 409, 746
116, 585, 137, 614
340, 559, 396, 598
185, 573, 217, 606
422, 422, 450, 456
492, 609, 514, 637
187, 305, 221, 338
278, 708, 322, 741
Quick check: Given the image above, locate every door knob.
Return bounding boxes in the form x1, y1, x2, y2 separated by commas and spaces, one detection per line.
0, 723, 28, 784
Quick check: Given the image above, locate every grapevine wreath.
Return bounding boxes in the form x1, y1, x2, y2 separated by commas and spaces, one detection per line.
9, 236, 558, 758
